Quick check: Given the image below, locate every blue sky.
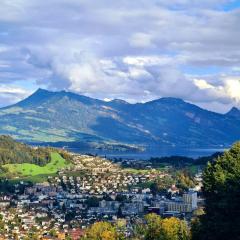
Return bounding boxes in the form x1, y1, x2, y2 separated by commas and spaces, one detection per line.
222, 0, 240, 10
0, 0, 240, 113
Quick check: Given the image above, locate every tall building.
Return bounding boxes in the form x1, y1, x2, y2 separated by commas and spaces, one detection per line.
166, 201, 192, 213
183, 191, 197, 210
165, 191, 198, 213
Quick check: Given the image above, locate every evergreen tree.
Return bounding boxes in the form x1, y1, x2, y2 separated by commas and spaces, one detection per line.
193, 142, 240, 240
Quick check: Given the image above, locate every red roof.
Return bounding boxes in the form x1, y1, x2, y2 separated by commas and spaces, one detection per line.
69, 229, 84, 240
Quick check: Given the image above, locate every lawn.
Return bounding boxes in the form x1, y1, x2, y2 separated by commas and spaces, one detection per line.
3, 152, 69, 177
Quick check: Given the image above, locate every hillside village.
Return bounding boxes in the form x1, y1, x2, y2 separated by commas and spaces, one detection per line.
0, 152, 203, 239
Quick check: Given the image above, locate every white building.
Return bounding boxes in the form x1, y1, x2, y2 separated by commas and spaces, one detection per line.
183, 191, 197, 210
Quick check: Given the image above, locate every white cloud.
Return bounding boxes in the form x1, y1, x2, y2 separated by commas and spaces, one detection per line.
123, 56, 173, 66
224, 77, 240, 102
0, 84, 31, 107
0, 0, 239, 112
0, 85, 27, 95
129, 33, 154, 48
194, 79, 215, 90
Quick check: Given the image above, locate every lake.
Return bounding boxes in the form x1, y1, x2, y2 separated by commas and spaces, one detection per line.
66, 146, 227, 160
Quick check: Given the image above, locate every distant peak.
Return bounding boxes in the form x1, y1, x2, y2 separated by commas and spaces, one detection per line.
147, 97, 185, 105
34, 88, 51, 94
160, 97, 185, 102
230, 106, 239, 111
226, 106, 240, 117
15, 88, 55, 107
36, 88, 45, 91
33, 88, 71, 98
110, 99, 128, 105
30, 88, 56, 98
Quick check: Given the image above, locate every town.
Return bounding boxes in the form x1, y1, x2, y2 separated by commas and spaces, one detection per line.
0, 153, 203, 240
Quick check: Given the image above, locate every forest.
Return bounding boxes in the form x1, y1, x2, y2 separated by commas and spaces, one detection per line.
0, 135, 51, 166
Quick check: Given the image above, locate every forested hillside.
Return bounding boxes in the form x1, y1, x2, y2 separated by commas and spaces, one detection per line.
0, 135, 50, 166
1, 88, 240, 148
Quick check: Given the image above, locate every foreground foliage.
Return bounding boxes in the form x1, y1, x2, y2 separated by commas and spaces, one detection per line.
192, 142, 240, 240
82, 214, 190, 240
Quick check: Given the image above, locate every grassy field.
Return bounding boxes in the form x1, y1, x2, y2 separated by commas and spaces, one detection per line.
3, 152, 69, 177
124, 168, 163, 174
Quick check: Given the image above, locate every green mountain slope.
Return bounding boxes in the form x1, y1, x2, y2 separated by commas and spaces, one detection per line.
3, 152, 68, 177
0, 89, 240, 148
0, 135, 50, 165
0, 136, 71, 182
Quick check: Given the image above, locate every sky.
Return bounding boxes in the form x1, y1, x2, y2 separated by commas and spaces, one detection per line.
0, 0, 240, 113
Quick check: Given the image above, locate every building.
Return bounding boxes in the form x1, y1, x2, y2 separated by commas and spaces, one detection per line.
183, 191, 197, 210
165, 191, 198, 213
166, 201, 192, 213
121, 202, 144, 216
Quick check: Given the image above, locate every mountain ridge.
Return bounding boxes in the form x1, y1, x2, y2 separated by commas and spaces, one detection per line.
0, 89, 239, 148
13, 88, 237, 115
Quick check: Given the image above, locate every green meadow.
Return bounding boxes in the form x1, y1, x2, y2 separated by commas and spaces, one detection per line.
3, 152, 69, 177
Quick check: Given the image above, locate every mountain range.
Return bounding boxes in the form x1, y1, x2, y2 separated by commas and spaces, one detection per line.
0, 88, 240, 149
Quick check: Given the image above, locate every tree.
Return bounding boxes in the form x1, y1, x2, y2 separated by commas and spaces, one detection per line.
132, 221, 146, 240
150, 176, 174, 196
142, 213, 189, 240
176, 171, 195, 191
150, 182, 159, 196
49, 229, 57, 237
86, 196, 100, 207
0, 135, 51, 167
193, 142, 240, 240
161, 217, 189, 240
85, 221, 117, 240
144, 213, 162, 240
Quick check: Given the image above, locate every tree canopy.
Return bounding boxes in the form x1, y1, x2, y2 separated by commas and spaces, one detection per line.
192, 142, 240, 240
82, 214, 189, 240
0, 135, 51, 166
84, 221, 118, 240
143, 213, 189, 240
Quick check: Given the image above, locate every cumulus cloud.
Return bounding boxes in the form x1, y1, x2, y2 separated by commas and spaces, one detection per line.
129, 33, 155, 48
0, 84, 30, 107
0, 0, 240, 112
224, 77, 240, 102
